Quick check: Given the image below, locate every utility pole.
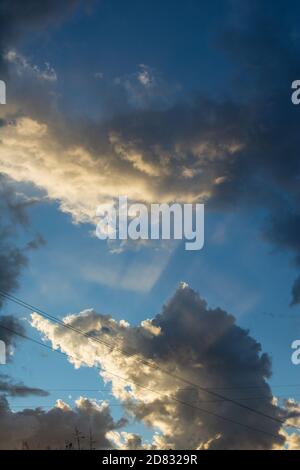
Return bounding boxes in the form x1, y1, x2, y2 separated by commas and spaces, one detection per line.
74, 427, 85, 450
89, 427, 96, 450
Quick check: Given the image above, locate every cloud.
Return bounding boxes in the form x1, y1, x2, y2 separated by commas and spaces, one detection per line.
31, 284, 287, 449
291, 276, 300, 306
0, 105, 241, 225
273, 399, 300, 450
263, 212, 300, 306
0, 180, 49, 404
26, 233, 46, 251
0, 375, 48, 397
0, 0, 298, 450
0, 241, 27, 308
216, 0, 300, 304
0, 1, 300, 303
0, 313, 49, 404
0, 178, 35, 309
0, 315, 25, 354
115, 64, 180, 109
1, 0, 299, 305
0, 1, 79, 418
5, 50, 57, 82
107, 431, 145, 450
0, 0, 80, 75
0, 243, 26, 312
0, 395, 124, 450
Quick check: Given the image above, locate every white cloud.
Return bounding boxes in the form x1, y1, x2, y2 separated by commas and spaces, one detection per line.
5, 50, 57, 82
0, 395, 124, 450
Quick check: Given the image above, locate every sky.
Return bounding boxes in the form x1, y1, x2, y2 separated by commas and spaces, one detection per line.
0, 0, 300, 450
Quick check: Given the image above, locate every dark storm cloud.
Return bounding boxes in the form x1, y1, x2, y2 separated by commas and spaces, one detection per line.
0, 246, 26, 305
0, 0, 81, 74
0, 181, 48, 399
0, 0, 300, 306
0, 177, 45, 306
0, 179, 29, 309
124, 284, 286, 450
291, 276, 300, 306
263, 211, 300, 306
32, 284, 288, 450
0, 0, 298, 450
0, 0, 76, 385
0, 229, 27, 305
0, 374, 48, 397
214, 0, 300, 304
0, 316, 49, 400
97, 0, 300, 304
0, 216, 55, 405
0, 2, 83, 415
0, 315, 25, 351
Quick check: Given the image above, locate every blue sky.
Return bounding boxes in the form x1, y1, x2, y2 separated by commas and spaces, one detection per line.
4, 200, 300, 435
0, 0, 300, 450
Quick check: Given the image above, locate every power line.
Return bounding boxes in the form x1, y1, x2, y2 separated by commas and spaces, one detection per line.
4, 385, 300, 392
0, 289, 294, 431
4, 394, 298, 405
1, 394, 298, 408
0, 322, 287, 440
36, 389, 112, 392
0, 289, 292, 429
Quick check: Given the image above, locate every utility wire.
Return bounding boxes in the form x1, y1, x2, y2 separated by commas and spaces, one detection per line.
2, 394, 299, 408
5, 385, 300, 392
3, 394, 298, 404
0, 322, 289, 440
0, 289, 294, 431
